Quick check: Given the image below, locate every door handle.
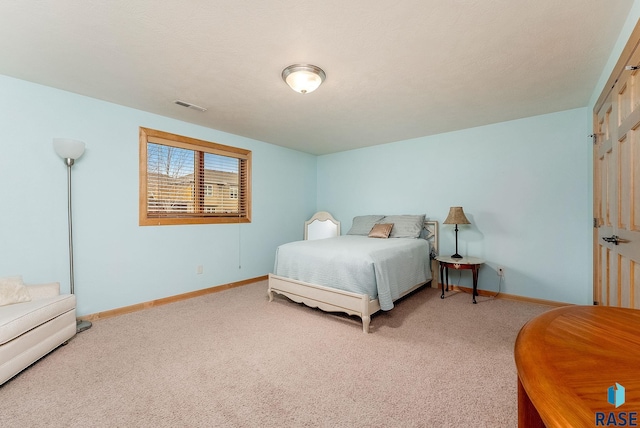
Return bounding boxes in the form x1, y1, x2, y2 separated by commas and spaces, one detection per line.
602, 235, 620, 245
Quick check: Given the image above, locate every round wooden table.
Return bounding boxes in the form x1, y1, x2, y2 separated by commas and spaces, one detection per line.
514, 305, 640, 427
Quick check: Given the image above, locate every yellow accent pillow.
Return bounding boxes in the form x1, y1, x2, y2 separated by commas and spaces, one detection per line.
368, 223, 394, 238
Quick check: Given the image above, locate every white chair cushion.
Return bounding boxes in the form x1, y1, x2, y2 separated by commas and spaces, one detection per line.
0, 294, 76, 345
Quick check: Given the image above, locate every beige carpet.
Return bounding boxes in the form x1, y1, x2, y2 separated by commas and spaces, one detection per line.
0, 281, 552, 427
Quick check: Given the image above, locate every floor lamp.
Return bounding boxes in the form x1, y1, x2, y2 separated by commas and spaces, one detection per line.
53, 138, 92, 333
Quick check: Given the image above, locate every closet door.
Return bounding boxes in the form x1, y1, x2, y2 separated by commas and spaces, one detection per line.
593, 23, 640, 307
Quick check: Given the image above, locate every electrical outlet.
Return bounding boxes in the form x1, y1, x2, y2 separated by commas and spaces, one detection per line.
497, 267, 504, 277
197, 265, 203, 274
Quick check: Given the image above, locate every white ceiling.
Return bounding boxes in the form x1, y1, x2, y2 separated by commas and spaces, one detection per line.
0, 1, 634, 155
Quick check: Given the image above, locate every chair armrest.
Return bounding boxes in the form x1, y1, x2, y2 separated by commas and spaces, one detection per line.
25, 282, 61, 300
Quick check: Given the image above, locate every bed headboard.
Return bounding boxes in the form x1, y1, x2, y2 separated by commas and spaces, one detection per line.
304, 213, 437, 256
424, 220, 438, 259
304, 211, 341, 240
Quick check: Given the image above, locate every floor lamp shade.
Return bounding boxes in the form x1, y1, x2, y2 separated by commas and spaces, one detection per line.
53, 138, 85, 162
443, 207, 470, 259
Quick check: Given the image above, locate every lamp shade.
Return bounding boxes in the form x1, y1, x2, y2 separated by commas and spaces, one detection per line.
53, 138, 85, 160
443, 206, 470, 225
282, 64, 326, 94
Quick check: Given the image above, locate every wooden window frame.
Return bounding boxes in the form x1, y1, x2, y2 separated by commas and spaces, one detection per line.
139, 127, 251, 226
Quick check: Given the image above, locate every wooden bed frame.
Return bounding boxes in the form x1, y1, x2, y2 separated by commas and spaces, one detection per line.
268, 215, 438, 333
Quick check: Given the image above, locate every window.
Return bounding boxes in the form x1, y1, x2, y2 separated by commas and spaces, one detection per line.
139, 127, 251, 226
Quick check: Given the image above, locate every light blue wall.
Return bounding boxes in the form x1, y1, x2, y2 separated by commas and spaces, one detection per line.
317, 108, 592, 304
6, 0, 639, 314
0, 75, 317, 316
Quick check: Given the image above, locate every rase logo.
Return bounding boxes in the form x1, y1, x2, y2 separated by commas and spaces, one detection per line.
596, 383, 637, 427
610, 383, 627, 408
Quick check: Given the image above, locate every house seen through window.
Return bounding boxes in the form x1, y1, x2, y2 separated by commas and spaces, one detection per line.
139, 127, 251, 225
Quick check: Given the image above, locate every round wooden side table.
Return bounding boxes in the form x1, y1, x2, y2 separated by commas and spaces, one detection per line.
436, 256, 484, 303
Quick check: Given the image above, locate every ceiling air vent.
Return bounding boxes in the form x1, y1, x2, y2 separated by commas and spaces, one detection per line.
174, 100, 207, 112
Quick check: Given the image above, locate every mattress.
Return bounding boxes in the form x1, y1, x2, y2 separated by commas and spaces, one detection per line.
273, 235, 432, 310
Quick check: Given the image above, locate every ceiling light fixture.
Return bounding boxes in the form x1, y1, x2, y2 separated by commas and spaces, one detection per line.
282, 64, 326, 94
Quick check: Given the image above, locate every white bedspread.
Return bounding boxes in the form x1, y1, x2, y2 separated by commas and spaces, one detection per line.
273, 235, 432, 310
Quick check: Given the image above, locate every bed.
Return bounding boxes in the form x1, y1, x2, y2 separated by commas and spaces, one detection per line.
268, 212, 438, 333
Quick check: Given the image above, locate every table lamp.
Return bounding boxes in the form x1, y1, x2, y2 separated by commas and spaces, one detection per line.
443, 206, 470, 259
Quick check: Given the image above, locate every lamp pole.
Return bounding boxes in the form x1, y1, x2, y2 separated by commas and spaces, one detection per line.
64, 157, 76, 295
54, 138, 91, 333
452, 223, 462, 259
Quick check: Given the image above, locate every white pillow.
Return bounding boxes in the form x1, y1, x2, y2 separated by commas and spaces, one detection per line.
346, 215, 385, 235
0, 275, 32, 306
382, 214, 425, 238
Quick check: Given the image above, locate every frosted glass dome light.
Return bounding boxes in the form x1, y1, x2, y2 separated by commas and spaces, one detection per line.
282, 64, 326, 94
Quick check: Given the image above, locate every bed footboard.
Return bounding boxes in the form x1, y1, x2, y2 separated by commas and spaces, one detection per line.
268, 273, 379, 333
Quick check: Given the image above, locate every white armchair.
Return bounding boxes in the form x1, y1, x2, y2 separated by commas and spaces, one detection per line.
0, 280, 76, 385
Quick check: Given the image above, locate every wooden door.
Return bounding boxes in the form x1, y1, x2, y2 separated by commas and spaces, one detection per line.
593, 22, 640, 307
